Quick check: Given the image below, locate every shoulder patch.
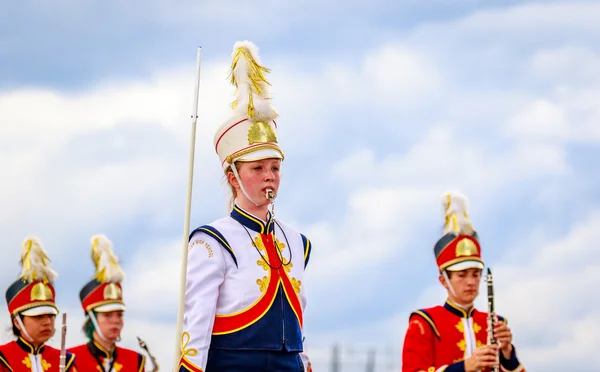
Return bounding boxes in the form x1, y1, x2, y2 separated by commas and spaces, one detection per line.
190, 225, 237, 267
301, 234, 312, 268
410, 309, 440, 339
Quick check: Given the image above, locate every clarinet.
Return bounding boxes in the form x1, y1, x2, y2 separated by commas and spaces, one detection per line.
137, 336, 160, 372
487, 268, 499, 372
59, 313, 67, 372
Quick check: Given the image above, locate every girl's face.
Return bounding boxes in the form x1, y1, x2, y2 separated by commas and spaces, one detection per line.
96, 311, 124, 342
16, 314, 55, 345
229, 158, 281, 207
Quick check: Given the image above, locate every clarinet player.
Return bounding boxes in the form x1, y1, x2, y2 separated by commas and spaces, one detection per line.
401, 192, 527, 372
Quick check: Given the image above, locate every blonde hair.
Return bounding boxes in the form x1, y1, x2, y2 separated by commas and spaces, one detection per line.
224, 165, 238, 210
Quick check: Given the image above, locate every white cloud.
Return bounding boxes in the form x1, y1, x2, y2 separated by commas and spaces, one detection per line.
504, 89, 600, 142
443, 1, 600, 35
122, 239, 182, 317
362, 44, 441, 106
0, 39, 440, 266
332, 124, 569, 197
505, 99, 567, 138
528, 45, 600, 83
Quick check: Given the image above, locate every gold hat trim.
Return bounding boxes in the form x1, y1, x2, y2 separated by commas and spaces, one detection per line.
225, 143, 284, 165
11, 301, 59, 316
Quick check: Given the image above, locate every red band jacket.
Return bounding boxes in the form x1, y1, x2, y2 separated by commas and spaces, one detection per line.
0, 338, 76, 372
402, 300, 526, 372
68, 341, 145, 372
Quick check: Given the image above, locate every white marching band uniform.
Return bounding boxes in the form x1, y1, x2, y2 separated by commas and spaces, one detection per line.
178, 41, 313, 372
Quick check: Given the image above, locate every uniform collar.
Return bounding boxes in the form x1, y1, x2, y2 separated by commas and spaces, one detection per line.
444, 299, 475, 318
17, 337, 45, 355
88, 340, 117, 359
231, 204, 274, 234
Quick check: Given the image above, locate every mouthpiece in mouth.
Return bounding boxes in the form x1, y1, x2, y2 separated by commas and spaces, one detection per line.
265, 189, 275, 201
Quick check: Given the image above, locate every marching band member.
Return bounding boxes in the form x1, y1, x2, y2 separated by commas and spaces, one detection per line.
68, 235, 146, 371
0, 238, 77, 372
178, 41, 313, 372
401, 192, 527, 372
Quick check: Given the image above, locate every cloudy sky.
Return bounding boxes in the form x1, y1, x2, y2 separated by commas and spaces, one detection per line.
2, 0, 600, 370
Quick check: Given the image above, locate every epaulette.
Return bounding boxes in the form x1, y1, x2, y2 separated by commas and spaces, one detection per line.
409, 309, 440, 339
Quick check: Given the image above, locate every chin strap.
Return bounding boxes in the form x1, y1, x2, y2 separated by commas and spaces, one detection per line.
442, 270, 458, 298
15, 315, 34, 343
87, 311, 109, 342
230, 162, 261, 207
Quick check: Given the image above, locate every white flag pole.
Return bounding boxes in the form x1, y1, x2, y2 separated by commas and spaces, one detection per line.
173, 46, 202, 371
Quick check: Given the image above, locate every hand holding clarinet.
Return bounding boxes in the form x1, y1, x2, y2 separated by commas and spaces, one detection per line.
464, 269, 502, 372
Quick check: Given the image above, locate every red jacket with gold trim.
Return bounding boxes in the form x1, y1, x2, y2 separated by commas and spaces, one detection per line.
178, 205, 313, 372
0, 338, 77, 372
67, 341, 145, 372
402, 300, 526, 372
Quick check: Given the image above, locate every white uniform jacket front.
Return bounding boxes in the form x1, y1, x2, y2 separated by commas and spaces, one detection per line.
178, 204, 312, 372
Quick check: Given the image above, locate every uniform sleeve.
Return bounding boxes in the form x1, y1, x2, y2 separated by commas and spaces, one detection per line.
402, 314, 466, 372
500, 346, 526, 372
65, 351, 77, 372
138, 352, 146, 372
498, 317, 526, 372
178, 231, 227, 372
299, 234, 312, 372
0, 352, 9, 372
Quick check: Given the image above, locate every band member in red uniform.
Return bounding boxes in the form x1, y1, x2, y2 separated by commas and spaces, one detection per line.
68, 235, 146, 371
0, 237, 77, 372
401, 192, 527, 372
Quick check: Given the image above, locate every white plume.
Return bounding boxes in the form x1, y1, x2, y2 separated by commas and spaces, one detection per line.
19, 237, 58, 282
230, 40, 278, 122
441, 191, 475, 235
91, 234, 125, 283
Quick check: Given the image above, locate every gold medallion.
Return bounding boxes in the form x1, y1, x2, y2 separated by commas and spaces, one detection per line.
248, 121, 277, 144
456, 238, 478, 257
30, 282, 53, 301
104, 283, 122, 300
